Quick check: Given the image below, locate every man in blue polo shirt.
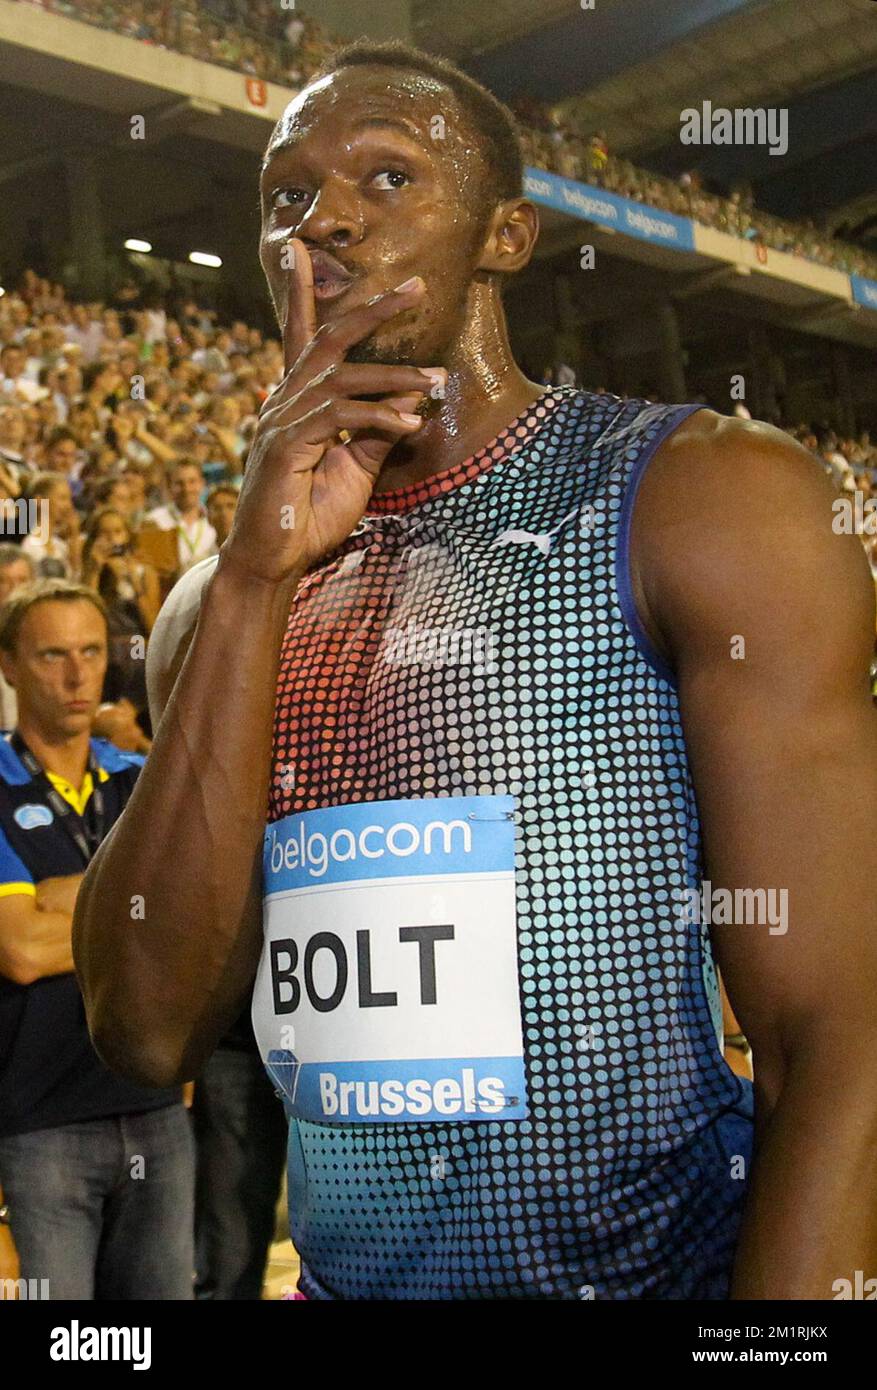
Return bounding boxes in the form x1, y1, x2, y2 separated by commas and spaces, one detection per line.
0, 579, 193, 1299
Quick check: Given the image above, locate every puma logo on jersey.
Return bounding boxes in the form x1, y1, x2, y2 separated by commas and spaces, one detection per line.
489, 528, 555, 556
489, 505, 594, 556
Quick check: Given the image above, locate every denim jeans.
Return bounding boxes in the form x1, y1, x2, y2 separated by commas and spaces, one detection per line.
192, 1046, 288, 1300
0, 1104, 195, 1299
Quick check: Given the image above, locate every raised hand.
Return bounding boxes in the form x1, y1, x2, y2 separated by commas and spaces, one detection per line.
222, 237, 445, 584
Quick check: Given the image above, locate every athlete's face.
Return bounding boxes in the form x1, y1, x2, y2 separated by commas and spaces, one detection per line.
259, 68, 492, 368
1, 600, 107, 739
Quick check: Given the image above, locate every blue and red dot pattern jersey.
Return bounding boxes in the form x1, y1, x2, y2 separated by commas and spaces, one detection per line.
264, 386, 753, 1299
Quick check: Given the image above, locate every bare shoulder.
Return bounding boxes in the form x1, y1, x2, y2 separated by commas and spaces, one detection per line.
630, 409, 874, 672
145, 554, 220, 726
645, 408, 835, 511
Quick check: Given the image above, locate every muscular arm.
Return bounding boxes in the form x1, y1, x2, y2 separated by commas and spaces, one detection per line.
73, 253, 441, 1090
72, 552, 301, 1085
634, 411, 877, 1298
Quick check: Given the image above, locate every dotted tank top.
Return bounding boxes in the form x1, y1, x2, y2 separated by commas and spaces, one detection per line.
263, 385, 753, 1299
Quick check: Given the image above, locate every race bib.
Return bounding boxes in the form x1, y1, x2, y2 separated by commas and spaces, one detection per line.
252, 795, 527, 1125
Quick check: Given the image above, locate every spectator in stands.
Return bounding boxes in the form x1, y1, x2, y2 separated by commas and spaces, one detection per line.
139, 286, 167, 346
52, 363, 83, 425
18, 406, 43, 470
89, 475, 131, 516
0, 345, 43, 405
586, 131, 609, 185
203, 397, 246, 479
144, 458, 217, 574
0, 580, 194, 1299
119, 468, 149, 530
21, 473, 82, 579
34, 395, 61, 439
81, 507, 160, 635
67, 402, 100, 455
100, 309, 126, 349
105, 409, 153, 469
205, 484, 239, 548
0, 548, 35, 607
819, 430, 854, 490
41, 426, 81, 481
0, 408, 28, 486
64, 304, 104, 364
81, 507, 158, 719
81, 361, 126, 427
0, 484, 22, 529
21, 331, 44, 384
0, 546, 36, 731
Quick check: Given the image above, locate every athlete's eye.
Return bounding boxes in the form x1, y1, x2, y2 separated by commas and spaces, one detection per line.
370, 168, 410, 192
270, 187, 309, 210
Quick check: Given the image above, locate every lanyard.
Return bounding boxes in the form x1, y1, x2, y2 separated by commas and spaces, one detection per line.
172, 506, 204, 560
9, 732, 105, 866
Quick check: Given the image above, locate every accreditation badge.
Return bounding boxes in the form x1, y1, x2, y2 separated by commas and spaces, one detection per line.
251, 795, 527, 1125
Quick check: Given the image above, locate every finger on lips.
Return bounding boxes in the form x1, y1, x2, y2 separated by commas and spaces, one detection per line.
282, 237, 317, 374
272, 237, 441, 446
308, 279, 426, 368
282, 237, 426, 373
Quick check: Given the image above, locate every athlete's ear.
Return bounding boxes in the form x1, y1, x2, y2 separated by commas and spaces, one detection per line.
476, 198, 540, 276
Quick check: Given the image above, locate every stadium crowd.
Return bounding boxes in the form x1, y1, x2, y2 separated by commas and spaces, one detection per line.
20, 0, 337, 88
513, 100, 877, 280
0, 268, 282, 743
16, 0, 877, 282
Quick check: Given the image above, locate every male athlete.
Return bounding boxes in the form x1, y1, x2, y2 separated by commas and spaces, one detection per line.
73, 42, 877, 1300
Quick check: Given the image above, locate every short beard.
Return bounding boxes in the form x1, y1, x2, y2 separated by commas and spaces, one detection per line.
345, 332, 423, 367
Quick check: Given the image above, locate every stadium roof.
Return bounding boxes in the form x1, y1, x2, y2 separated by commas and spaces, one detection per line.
417, 0, 877, 243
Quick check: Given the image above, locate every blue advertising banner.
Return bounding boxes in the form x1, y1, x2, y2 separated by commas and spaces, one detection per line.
524, 166, 696, 252
851, 276, 877, 312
